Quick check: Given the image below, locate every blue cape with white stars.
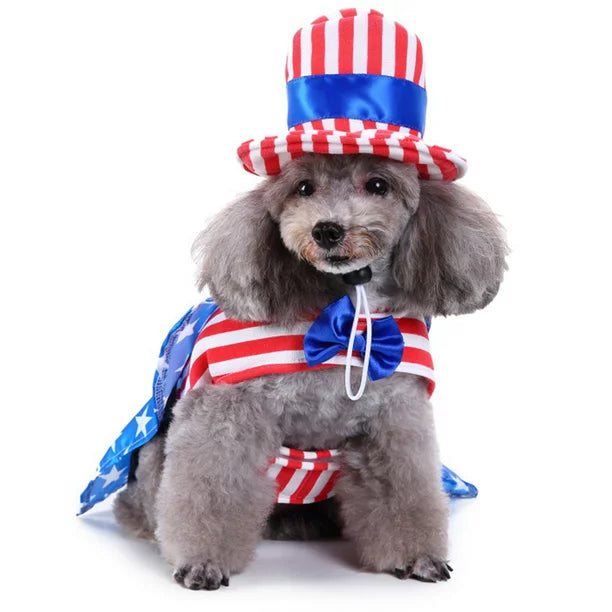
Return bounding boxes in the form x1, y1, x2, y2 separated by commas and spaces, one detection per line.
77, 299, 477, 515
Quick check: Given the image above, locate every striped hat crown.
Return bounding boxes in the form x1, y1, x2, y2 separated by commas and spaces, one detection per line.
286, 8, 426, 137
237, 9, 467, 181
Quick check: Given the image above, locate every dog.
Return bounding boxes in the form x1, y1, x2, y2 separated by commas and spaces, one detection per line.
113, 152, 507, 588
79, 8, 508, 590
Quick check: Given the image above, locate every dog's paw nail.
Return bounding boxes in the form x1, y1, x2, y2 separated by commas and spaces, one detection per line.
174, 561, 228, 590
397, 555, 452, 583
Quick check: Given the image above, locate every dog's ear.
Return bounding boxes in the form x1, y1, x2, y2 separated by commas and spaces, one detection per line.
192, 185, 332, 322
390, 181, 508, 316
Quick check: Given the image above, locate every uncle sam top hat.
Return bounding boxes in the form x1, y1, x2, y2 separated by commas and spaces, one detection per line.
237, 8, 467, 181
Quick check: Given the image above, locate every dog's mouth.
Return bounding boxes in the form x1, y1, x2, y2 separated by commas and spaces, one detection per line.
325, 255, 351, 265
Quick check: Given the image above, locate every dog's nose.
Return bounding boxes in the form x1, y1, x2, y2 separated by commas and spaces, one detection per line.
311, 222, 345, 250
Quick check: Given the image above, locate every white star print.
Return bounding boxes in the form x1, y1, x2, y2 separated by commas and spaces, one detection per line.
175, 321, 197, 343
99, 465, 125, 488
135, 407, 153, 438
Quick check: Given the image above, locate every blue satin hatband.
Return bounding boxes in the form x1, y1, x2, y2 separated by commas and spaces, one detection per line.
287, 73, 427, 134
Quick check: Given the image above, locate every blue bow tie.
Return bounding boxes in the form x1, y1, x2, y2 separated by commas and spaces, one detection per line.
303, 295, 405, 381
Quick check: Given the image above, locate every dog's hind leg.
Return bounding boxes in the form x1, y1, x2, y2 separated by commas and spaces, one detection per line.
114, 434, 166, 540
335, 380, 451, 583
155, 382, 281, 590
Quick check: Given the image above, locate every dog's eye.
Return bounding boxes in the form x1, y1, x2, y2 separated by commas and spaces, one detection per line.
297, 180, 315, 197
365, 177, 389, 196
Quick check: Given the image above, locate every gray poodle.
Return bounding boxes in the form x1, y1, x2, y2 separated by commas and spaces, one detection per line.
114, 152, 507, 589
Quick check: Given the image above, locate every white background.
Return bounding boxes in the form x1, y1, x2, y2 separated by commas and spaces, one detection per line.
1, 0, 611, 610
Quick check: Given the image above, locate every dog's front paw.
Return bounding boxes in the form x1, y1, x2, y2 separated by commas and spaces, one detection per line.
173, 561, 230, 590
393, 555, 453, 583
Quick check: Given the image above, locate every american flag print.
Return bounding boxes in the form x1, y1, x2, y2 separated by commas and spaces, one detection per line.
78, 300, 477, 516
238, 9, 467, 181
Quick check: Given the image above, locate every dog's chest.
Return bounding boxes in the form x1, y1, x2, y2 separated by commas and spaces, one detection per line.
256, 368, 425, 450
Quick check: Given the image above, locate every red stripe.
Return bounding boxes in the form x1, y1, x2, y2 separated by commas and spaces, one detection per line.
370, 134, 389, 158
394, 23, 408, 78
428, 146, 457, 181
402, 346, 434, 369
311, 133, 330, 154
338, 13, 354, 73
311, 23, 326, 75
340, 8, 358, 17
334, 118, 350, 132
260, 137, 280, 175
362, 119, 377, 129
275, 466, 295, 492
311, 15, 329, 25
292, 30, 302, 78
290, 470, 323, 504
417, 163, 430, 179
340, 134, 359, 154
395, 318, 428, 336
207, 334, 305, 363
367, 12, 383, 74
413, 36, 423, 84
314, 471, 340, 502
188, 353, 209, 388
311, 119, 324, 130
200, 317, 262, 337
286, 130, 305, 159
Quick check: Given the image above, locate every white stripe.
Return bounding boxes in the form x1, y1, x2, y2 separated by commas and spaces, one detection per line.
248, 140, 267, 178
197, 321, 310, 350
357, 141, 374, 154
286, 42, 294, 81
278, 468, 309, 497
206, 310, 226, 327
419, 55, 426, 87
352, 11, 368, 73
380, 17, 396, 77
265, 462, 283, 481
324, 18, 339, 74
417, 142, 442, 179
300, 470, 335, 502
349, 119, 363, 131
395, 362, 435, 381
300, 24, 313, 77
386, 135, 406, 161
209, 350, 307, 378
406, 34, 417, 84
322, 118, 336, 130
402, 333, 431, 351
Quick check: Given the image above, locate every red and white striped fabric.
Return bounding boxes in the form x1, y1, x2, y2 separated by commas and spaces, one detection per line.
237, 9, 466, 181
269, 447, 341, 504
178, 305, 435, 504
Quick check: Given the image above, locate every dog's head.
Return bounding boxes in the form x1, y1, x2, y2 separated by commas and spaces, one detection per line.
194, 154, 507, 322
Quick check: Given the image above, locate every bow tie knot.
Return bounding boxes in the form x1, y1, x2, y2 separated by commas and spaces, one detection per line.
303, 295, 405, 382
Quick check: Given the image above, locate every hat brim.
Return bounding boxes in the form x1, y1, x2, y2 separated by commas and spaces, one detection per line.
237, 129, 466, 181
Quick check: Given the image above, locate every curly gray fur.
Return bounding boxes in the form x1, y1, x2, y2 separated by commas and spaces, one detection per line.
114, 154, 508, 588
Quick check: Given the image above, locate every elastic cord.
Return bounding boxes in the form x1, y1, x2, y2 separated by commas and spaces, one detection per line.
344, 285, 373, 401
